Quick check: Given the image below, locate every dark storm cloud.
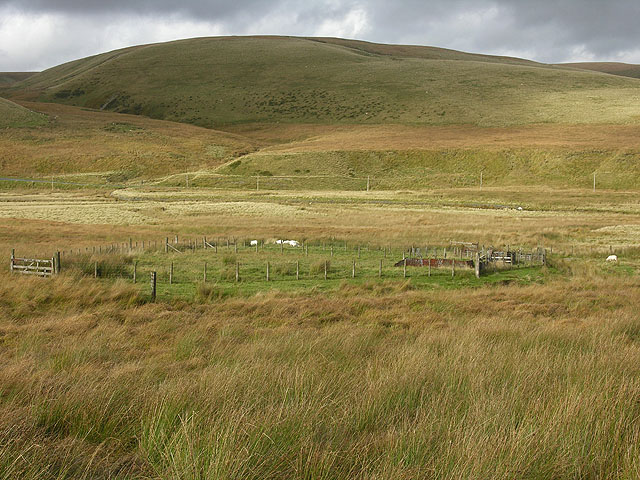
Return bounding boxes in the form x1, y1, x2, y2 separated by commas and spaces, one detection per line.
1, 0, 639, 71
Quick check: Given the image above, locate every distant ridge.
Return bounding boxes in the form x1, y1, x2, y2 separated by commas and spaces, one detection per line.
557, 62, 640, 79
0, 72, 37, 86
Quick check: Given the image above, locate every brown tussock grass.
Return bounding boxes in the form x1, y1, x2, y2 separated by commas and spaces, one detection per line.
2, 269, 640, 478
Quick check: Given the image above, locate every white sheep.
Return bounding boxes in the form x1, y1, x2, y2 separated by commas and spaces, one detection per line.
606, 254, 618, 262
250, 240, 258, 246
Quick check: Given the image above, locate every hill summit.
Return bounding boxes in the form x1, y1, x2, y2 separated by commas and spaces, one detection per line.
9, 36, 640, 127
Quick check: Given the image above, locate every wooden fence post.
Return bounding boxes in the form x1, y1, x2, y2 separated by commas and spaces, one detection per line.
475, 253, 481, 279
235, 262, 239, 283
169, 262, 173, 284
150, 271, 157, 302
324, 260, 327, 280
280, 241, 283, 254
203, 262, 207, 283
403, 258, 407, 278
133, 261, 137, 283
352, 259, 356, 278
165, 237, 169, 253
266, 261, 270, 281
55, 251, 61, 274
10, 248, 15, 273
296, 261, 299, 280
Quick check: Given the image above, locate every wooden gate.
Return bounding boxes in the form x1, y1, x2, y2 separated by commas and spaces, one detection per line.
10, 252, 56, 277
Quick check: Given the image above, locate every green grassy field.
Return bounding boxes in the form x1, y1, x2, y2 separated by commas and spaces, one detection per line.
59, 240, 549, 301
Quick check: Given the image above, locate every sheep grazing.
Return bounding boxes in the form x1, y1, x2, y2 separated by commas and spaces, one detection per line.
275, 240, 300, 247
250, 240, 258, 246
606, 255, 618, 262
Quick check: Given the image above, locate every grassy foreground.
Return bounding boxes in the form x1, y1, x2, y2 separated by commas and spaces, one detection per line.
2, 267, 640, 478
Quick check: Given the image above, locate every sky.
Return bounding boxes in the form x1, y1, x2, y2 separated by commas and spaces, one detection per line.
1, 0, 639, 71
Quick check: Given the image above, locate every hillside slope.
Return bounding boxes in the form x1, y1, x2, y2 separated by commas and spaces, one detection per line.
0, 97, 47, 128
558, 62, 640, 79
10, 36, 640, 128
0, 101, 255, 180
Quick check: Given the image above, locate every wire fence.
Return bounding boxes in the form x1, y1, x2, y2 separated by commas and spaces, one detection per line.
20, 236, 547, 302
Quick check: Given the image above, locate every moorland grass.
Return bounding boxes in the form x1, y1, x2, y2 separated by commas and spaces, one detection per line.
0, 102, 255, 179
2, 268, 640, 478
0, 97, 47, 128
9, 36, 640, 128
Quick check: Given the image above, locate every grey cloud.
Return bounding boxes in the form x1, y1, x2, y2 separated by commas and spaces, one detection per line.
1, 0, 640, 71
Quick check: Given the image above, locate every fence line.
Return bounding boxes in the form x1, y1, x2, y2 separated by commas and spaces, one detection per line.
49, 237, 546, 288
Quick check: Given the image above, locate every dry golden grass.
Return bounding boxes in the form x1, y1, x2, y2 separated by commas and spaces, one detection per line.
2, 267, 640, 478
2, 186, 640, 261
0, 102, 256, 178
229, 123, 640, 152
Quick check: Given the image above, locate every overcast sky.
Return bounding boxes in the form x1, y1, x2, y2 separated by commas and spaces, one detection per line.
1, 0, 639, 71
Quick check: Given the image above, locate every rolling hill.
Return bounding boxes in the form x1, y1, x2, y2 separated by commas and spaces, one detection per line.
0, 97, 47, 128
558, 62, 640, 79
8, 36, 640, 128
